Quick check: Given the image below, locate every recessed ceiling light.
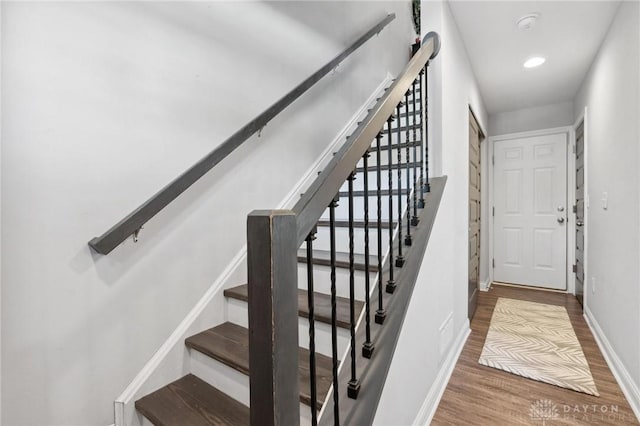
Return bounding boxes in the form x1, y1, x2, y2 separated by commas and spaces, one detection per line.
524, 56, 546, 68
517, 13, 540, 30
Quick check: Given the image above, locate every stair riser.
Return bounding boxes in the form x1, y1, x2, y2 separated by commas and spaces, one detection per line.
189, 350, 315, 425
376, 126, 421, 143
139, 416, 153, 426
297, 263, 372, 300
321, 194, 409, 221
397, 115, 421, 128
359, 148, 419, 168
392, 127, 422, 139
227, 298, 350, 358
314, 226, 390, 255
377, 99, 421, 119
345, 146, 421, 174
338, 171, 414, 192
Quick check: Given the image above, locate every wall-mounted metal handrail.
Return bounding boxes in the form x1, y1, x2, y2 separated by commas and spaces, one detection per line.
88, 13, 396, 255
292, 33, 437, 247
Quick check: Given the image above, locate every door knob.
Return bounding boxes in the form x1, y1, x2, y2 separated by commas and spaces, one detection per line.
576, 220, 584, 227
557, 217, 565, 224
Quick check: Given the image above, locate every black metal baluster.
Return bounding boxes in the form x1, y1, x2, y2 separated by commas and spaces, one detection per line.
329, 196, 340, 425
374, 131, 387, 324
347, 173, 361, 399
411, 78, 420, 225
385, 117, 396, 294
395, 102, 405, 268
423, 67, 430, 193
362, 151, 374, 358
404, 90, 413, 246
305, 229, 318, 426
418, 70, 426, 207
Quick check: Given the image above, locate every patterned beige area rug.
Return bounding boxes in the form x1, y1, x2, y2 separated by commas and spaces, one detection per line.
479, 297, 599, 396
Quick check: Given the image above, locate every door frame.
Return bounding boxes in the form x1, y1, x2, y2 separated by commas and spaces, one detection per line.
573, 107, 589, 305
469, 106, 488, 295
488, 125, 576, 294
468, 107, 485, 319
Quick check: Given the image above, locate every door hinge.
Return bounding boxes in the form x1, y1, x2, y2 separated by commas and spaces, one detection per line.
573, 204, 577, 214
572, 264, 577, 273
492, 206, 495, 217
492, 258, 495, 268
492, 155, 495, 165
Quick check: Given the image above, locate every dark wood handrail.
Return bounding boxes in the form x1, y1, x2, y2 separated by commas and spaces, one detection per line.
88, 13, 396, 255
292, 34, 437, 246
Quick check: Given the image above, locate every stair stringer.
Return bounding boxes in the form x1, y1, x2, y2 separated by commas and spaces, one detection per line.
113, 73, 393, 426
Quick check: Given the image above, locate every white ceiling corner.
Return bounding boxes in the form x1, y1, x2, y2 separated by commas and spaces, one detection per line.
447, 0, 621, 114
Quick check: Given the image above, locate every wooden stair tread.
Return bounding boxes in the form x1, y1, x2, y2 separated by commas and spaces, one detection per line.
224, 284, 363, 329
355, 161, 420, 173
338, 188, 409, 197
388, 123, 421, 132
360, 122, 421, 133
135, 374, 249, 426
367, 140, 420, 152
316, 219, 392, 229
297, 248, 379, 272
185, 322, 333, 409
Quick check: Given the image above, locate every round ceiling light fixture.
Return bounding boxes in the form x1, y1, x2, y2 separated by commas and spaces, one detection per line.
517, 13, 540, 30
523, 56, 546, 68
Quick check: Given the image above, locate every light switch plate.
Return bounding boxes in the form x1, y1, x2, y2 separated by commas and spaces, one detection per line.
602, 192, 608, 210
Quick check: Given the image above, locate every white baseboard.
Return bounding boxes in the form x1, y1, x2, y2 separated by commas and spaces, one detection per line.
114, 248, 246, 426
113, 74, 394, 426
413, 320, 471, 426
479, 279, 491, 292
584, 307, 640, 422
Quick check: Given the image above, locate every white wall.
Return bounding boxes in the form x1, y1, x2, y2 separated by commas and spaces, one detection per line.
573, 0, 640, 414
489, 101, 574, 136
0, 1, 3, 420
374, 1, 488, 424
1, 2, 414, 424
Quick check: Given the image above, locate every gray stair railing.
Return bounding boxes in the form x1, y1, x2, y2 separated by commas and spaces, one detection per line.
88, 13, 396, 255
247, 32, 441, 426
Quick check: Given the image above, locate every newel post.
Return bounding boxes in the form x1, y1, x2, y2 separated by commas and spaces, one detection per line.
247, 210, 300, 426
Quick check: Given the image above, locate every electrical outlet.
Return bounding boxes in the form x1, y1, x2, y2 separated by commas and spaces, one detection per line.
592, 277, 596, 294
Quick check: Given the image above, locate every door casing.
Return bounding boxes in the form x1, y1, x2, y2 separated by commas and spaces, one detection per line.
488, 126, 577, 294
468, 108, 484, 319
573, 108, 588, 305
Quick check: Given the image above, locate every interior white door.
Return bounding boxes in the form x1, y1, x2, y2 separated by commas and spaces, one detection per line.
493, 133, 567, 290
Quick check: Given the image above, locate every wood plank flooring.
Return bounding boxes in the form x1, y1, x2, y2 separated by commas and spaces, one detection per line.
432, 284, 639, 425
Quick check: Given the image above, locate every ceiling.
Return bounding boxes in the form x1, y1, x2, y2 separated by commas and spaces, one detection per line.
448, 1, 621, 114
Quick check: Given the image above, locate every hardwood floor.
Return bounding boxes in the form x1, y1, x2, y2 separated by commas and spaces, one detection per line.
432, 284, 639, 425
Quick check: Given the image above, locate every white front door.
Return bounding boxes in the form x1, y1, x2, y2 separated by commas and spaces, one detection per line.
493, 133, 567, 290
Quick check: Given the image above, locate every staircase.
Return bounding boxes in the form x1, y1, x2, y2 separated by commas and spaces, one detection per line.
92, 18, 444, 426
133, 108, 423, 425
130, 38, 444, 423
